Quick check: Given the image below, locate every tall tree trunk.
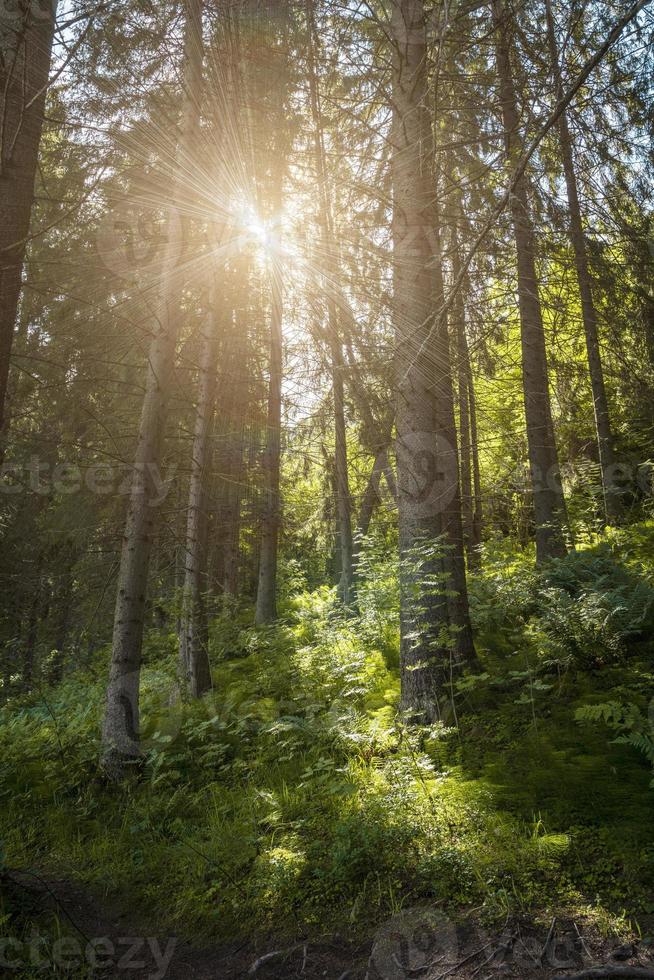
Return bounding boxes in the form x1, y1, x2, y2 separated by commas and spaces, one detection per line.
212, 374, 245, 605
450, 228, 483, 569
492, 0, 569, 562
468, 368, 483, 564
0, 2, 57, 453
102, 0, 204, 775
255, 256, 283, 626
210, 275, 245, 603
451, 230, 475, 569
431, 211, 477, 663
179, 308, 219, 698
544, 0, 622, 524
391, 0, 476, 723
305, 0, 354, 604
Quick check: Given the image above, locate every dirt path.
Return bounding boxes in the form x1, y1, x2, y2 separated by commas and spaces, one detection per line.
3, 872, 654, 979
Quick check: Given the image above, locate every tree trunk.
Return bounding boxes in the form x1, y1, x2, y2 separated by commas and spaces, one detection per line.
492, 0, 569, 562
305, 0, 354, 605
23, 554, 43, 686
544, 0, 622, 524
451, 230, 477, 569
0, 2, 57, 454
355, 448, 387, 550
255, 258, 283, 626
210, 277, 245, 604
468, 369, 483, 564
391, 0, 476, 723
179, 309, 219, 698
102, 0, 204, 775
213, 400, 245, 605
430, 212, 477, 664
49, 545, 74, 684
453, 248, 483, 568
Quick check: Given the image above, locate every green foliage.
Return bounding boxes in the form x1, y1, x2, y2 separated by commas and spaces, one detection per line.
470, 541, 654, 670
2, 529, 654, 946
576, 700, 654, 785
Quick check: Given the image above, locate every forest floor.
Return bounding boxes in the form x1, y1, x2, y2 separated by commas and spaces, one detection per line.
5, 870, 654, 979
2, 524, 654, 978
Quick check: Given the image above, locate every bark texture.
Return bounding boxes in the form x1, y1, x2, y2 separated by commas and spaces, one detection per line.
179, 309, 220, 698
255, 261, 283, 626
493, 0, 569, 562
306, 0, 354, 604
0, 2, 57, 451
102, 0, 204, 774
391, 0, 476, 723
211, 303, 245, 604
544, 0, 622, 524
451, 229, 482, 569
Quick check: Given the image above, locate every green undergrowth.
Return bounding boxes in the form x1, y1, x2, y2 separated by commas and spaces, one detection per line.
1, 527, 653, 950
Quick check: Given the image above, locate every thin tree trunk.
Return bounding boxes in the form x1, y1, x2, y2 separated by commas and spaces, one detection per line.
450, 230, 483, 569
492, 0, 569, 562
305, 0, 354, 604
544, 0, 621, 524
102, 0, 204, 775
468, 369, 483, 563
255, 256, 283, 626
23, 554, 43, 686
431, 211, 477, 663
213, 396, 245, 605
210, 288, 244, 602
391, 0, 476, 723
0, 2, 57, 454
356, 449, 387, 546
451, 231, 475, 568
179, 308, 219, 698
49, 548, 74, 684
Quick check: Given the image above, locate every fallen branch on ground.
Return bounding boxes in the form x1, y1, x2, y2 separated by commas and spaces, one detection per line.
552, 967, 654, 979
248, 944, 307, 975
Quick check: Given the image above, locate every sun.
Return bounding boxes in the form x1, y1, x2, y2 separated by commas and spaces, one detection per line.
244, 212, 271, 246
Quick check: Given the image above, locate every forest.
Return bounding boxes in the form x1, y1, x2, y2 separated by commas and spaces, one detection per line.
0, 0, 653, 977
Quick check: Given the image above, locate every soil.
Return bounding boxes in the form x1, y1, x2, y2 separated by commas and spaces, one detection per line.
3, 872, 654, 979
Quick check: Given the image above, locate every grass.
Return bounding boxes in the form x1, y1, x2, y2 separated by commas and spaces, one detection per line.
1, 525, 653, 957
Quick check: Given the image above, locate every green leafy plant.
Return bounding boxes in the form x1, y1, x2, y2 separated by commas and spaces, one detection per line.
576, 700, 654, 785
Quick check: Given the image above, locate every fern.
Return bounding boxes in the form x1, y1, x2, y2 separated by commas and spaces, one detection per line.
576, 700, 654, 785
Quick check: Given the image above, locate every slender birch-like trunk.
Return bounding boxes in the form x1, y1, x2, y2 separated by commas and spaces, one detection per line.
0, 2, 58, 453
492, 0, 569, 562
544, 0, 622, 524
102, 0, 204, 774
